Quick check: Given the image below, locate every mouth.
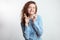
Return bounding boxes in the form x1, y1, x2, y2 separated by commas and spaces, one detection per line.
30, 10, 34, 12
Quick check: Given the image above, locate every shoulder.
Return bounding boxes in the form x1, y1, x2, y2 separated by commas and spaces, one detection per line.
36, 15, 43, 23
37, 15, 42, 20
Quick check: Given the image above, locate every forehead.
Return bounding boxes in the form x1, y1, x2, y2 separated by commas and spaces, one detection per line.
29, 3, 36, 7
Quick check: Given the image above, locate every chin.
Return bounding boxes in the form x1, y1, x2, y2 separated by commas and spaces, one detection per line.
30, 12, 35, 15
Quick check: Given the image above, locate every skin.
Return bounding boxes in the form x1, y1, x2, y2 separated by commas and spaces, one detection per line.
24, 4, 37, 27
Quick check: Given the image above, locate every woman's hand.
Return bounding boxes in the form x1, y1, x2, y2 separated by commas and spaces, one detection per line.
32, 14, 37, 22
24, 14, 29, 27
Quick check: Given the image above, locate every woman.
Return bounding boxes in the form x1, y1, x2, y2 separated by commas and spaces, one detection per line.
21, 1, 43, 40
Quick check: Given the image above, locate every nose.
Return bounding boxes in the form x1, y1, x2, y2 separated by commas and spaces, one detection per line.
31, 8, 33, 11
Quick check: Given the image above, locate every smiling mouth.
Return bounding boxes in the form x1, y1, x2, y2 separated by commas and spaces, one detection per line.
30, 11, 34, 12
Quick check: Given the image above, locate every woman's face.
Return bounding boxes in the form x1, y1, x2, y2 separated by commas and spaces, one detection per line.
27, 4, 36, 15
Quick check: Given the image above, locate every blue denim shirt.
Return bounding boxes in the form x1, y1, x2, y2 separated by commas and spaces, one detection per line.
21, 15, 43, 40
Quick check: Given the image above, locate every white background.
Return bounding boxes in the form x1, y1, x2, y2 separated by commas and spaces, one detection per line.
0, 0, 60, 40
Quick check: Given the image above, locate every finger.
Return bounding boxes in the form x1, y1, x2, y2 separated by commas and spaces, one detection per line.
34, 14, 37, 16
24, 14, 27, 18
33, 14, 37, 19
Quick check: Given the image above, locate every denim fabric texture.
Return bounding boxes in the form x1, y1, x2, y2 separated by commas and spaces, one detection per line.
21, 15, 43, 40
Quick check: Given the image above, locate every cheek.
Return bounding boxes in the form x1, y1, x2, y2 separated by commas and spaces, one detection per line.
27, 8, 31, 13
33, 9, 35, 12
28, 9, 30, 12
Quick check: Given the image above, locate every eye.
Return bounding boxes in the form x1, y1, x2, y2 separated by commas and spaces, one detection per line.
28, 6, 31, 9
33, 7, 35, 9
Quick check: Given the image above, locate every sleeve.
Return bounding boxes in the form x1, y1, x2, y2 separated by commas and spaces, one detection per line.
21, 22, 30, 40
32, 15, 43, 37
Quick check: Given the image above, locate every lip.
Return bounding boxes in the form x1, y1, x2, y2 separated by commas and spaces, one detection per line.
30, 11, 34, 12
